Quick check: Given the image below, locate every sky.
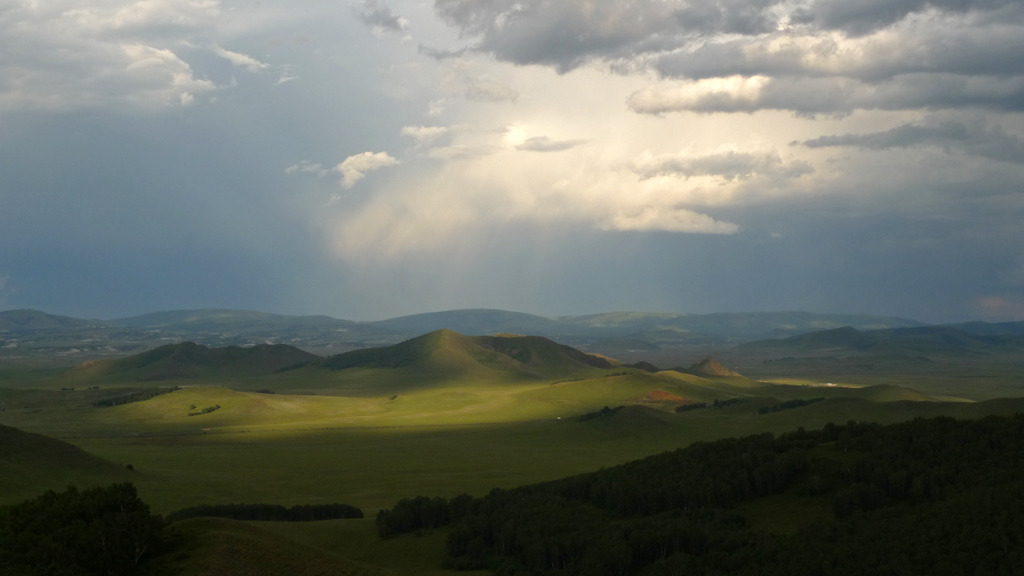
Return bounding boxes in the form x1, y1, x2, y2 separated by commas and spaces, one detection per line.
1, 0, 1023, 323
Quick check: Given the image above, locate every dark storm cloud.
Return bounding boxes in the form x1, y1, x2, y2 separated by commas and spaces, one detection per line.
800, 120, 1024, 165
673, 0, 779, 35
434, 0, 1022, 70
434, 0, 685, 72
795, 0, 1022, 36
436, 0, 1024, 116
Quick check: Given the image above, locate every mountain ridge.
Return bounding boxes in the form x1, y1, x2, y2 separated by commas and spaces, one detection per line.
6, 307, 1012, 367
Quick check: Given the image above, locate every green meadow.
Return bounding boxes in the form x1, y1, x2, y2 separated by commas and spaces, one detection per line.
3, 330, 1024, 574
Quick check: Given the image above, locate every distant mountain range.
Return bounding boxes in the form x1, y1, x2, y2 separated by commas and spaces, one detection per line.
2, 307, 1022, 370
0, 307, 935, 364
732, 324, 1024, 358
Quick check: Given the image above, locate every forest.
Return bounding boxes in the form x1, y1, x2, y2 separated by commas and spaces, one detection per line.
377, 414, 1024, 575
0, 483, 163, 576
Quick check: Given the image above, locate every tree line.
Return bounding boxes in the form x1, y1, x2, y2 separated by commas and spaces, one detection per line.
0, 483, 365, 575
93, 387, 179, 407
165, 502, 363, 523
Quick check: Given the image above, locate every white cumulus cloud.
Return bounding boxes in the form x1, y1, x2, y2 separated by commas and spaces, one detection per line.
335, 152, 400, 188
401, 125, 451, 144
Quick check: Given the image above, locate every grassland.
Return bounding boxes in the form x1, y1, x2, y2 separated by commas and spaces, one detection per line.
4, 369, 1020, 513
3, 330, 1024, 575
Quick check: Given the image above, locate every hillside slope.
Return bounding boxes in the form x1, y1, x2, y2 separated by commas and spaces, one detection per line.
66, 342, 319, 382
0, 423, 127, 499
0, 309, 102, 332
320, 329, 617, 392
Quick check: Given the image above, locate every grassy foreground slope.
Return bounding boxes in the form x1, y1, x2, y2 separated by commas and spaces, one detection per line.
0, 422, 131, 503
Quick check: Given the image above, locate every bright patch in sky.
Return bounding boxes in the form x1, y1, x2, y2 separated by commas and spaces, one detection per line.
1, 0, 1023, 322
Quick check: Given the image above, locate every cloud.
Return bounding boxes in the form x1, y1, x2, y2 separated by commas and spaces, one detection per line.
111, 0, 222, 35
795, 0, 1022, 37
285, 161, 329, 176
435, 1, 1024, 116
0, 0, 219, 111
401, 125, 451, 144
335, 152, 400, 188
974, 296, 1024, 320
514, 136, 586, 152
425, 144, 498, 161
6, 0, 1023, 323
600, 207, 740, 234
354, 0, 407, 33
800, 119, 1024, 165
119, 44, 215, 107
427, 99, 447, 116
418, 45, 469, 60
434, 0, 688, 72
213, 46, 269, 72
461, 75, 519, 102
628, 74, 1024, 116
328, 112, 759, 262
674, 0, 780, 36
627, 76, 780, 115
634, 150, 814, 182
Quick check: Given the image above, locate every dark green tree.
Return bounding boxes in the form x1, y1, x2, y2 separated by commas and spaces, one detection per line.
0, 483, 163, 576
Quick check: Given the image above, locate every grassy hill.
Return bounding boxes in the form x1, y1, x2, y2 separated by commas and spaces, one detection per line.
317, 330, 618, 395
148, 517, 378, 576
0, 423, 129, 501
64, 342, 319, 383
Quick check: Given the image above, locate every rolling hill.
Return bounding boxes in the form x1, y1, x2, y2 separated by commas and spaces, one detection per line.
53, 330, 622, 396
321, 329, 617, 390
684, 355, 741, 377
66, 342, 319, 382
